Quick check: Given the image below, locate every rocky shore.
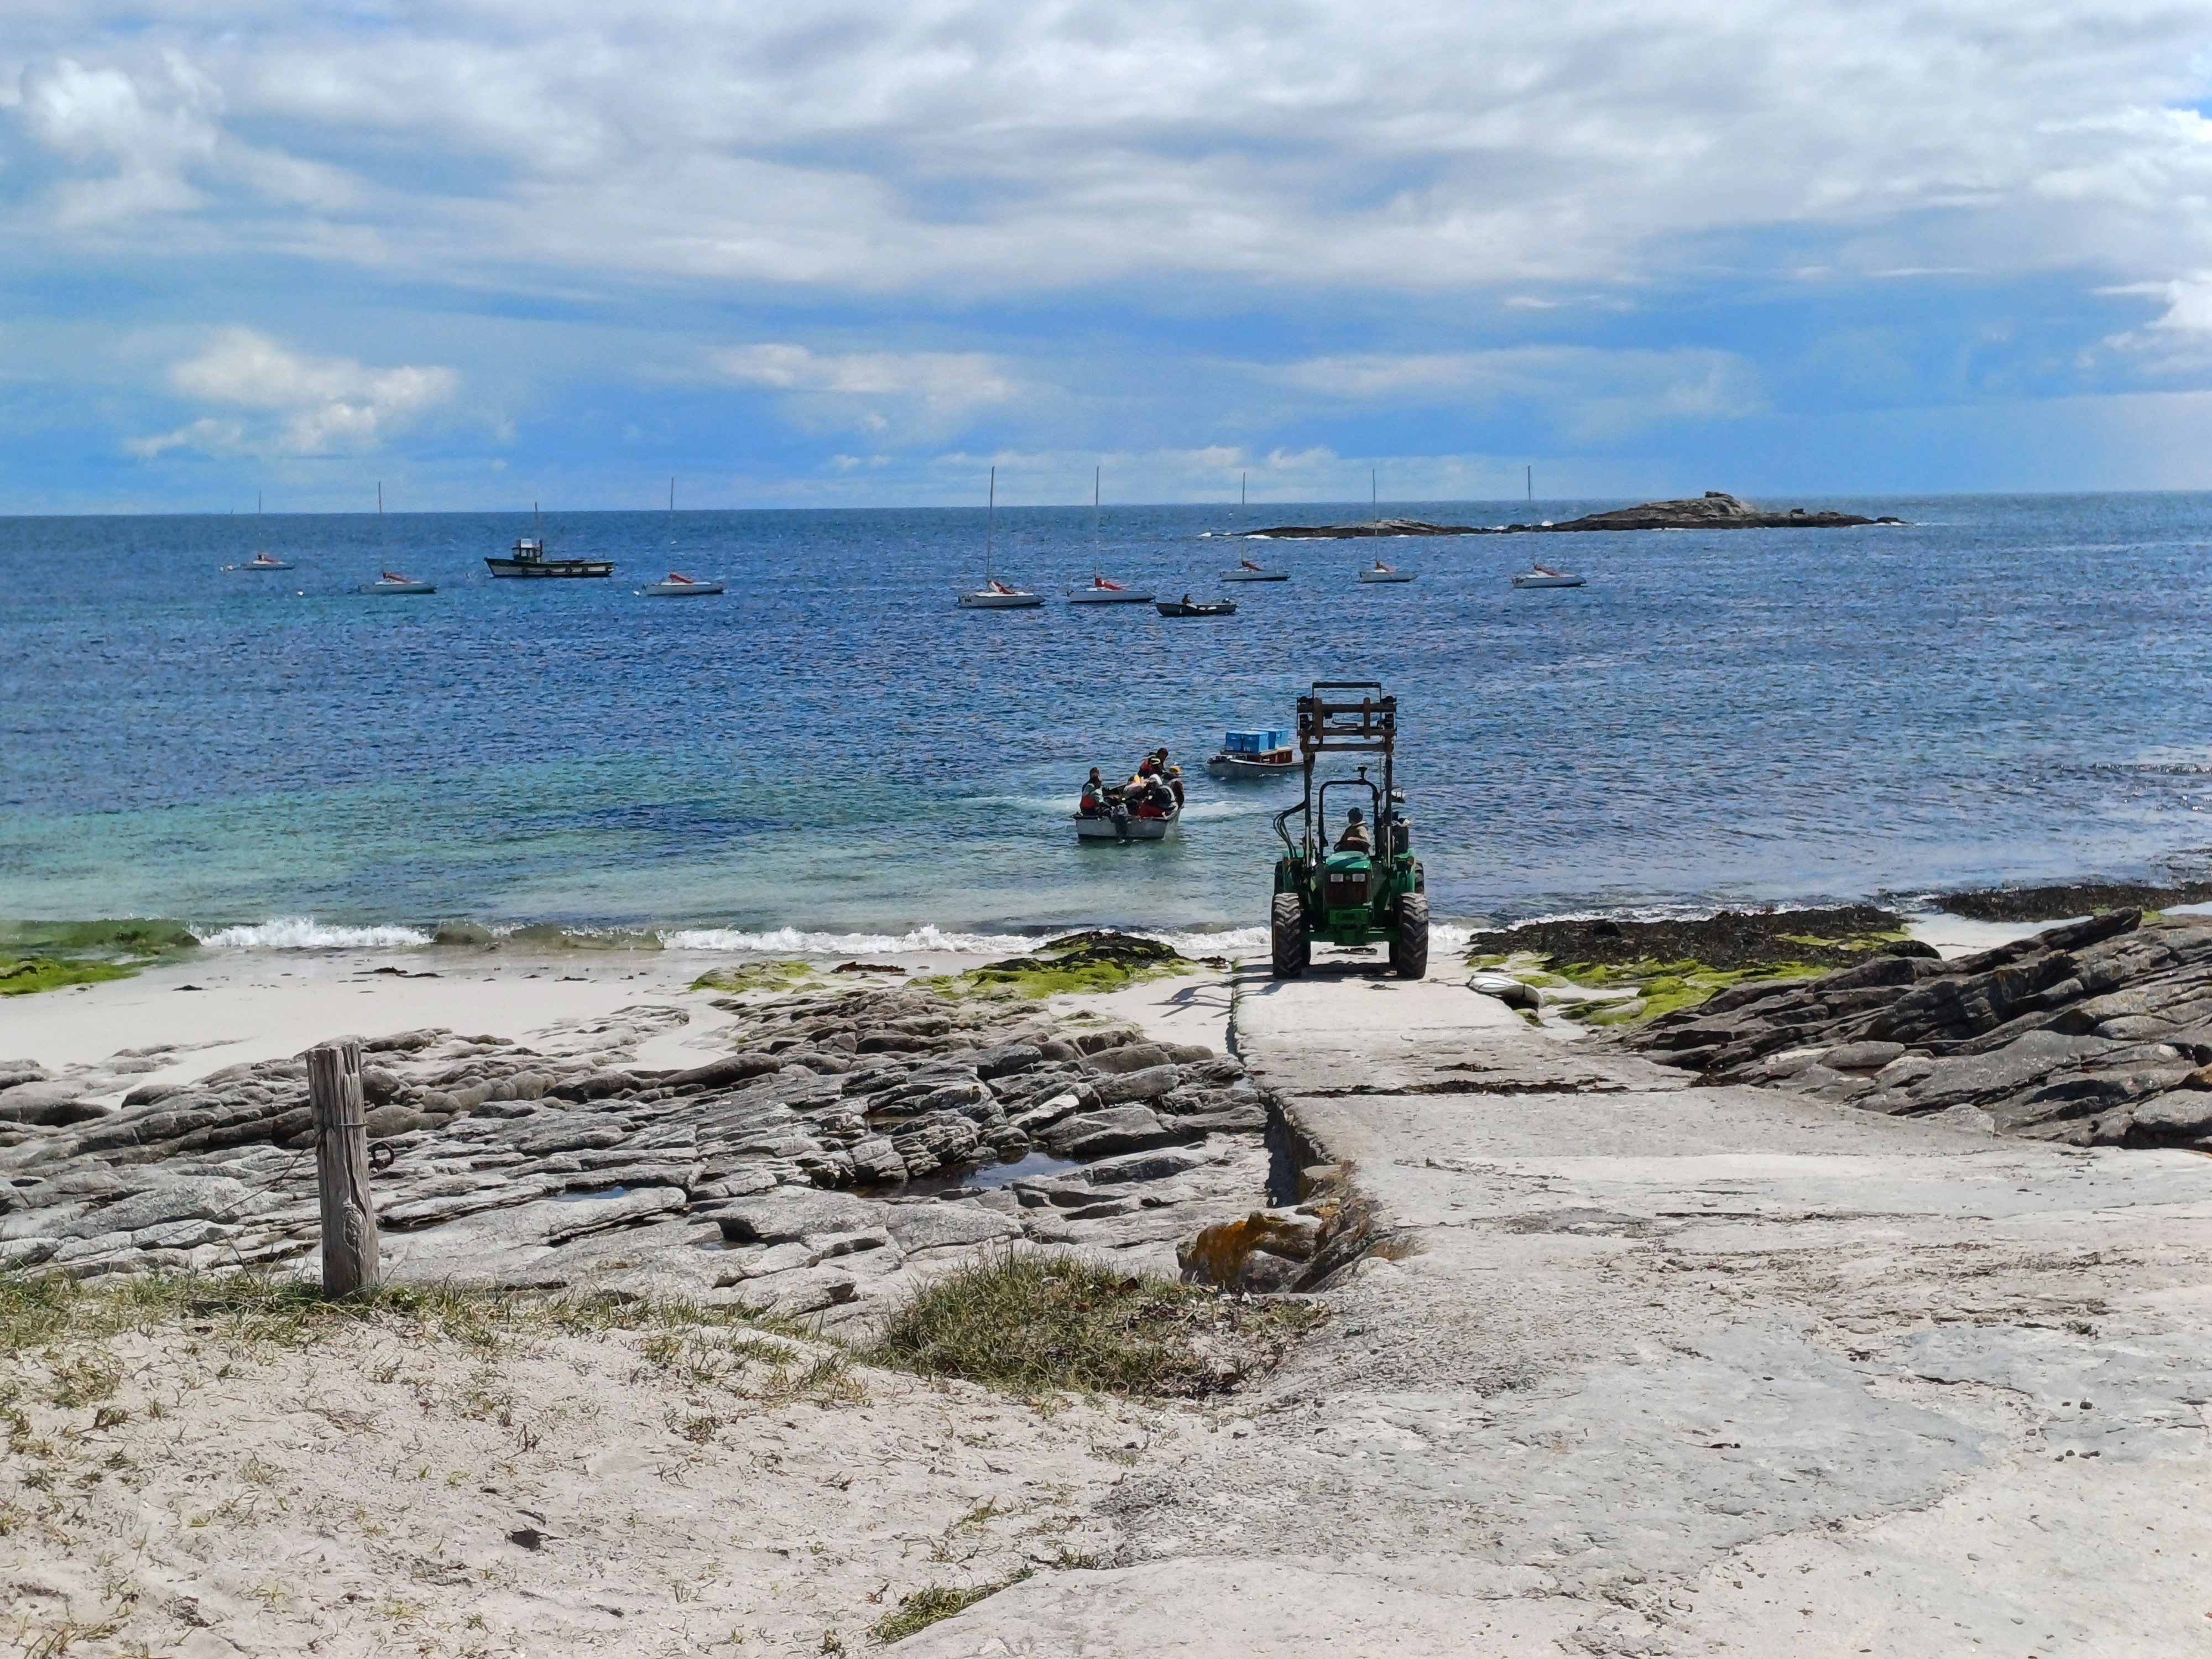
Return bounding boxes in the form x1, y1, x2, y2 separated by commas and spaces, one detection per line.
1244, 491, 1902, 538
0, 972, 1308, 1321
1624, 908, 2212, 1147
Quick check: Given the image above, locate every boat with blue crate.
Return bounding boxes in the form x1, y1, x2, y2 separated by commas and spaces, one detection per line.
1206, 728, 1300, 780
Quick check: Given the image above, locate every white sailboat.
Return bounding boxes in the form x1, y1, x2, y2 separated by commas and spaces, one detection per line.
957, 468, 1041, 608
1511, 564, 1585, 588
1068, 575, 1155, 603
638, 479, 724, 594
224, 493, 293, 570
1220, 557, 1288, 582
1359, 560, 1415, 583
358, 570, 435, 594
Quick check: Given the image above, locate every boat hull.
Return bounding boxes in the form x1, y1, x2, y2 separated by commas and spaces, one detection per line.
1511, 573, 1585, 587
358, 581, 435, 594
1206, 753, 1297, 780
1358, 570, 1415, 583
639, 581, 724, 596
958, 590, 1044, 608
1156, 601, 1237, 617
1068, 590, 1155, 604
486, 559, 614, 578
1074, 806, 1180, 840
1219, 571, 1288, 582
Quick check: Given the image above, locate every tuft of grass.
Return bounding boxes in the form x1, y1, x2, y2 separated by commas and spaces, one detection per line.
869, 1572, 1032, 1645
866, 1252, 1321, 1397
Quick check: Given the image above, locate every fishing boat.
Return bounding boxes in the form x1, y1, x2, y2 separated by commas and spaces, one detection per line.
1358, 560, 1415, 583
357, 571, 435, 595
1220, 558, 1288, 582
1206, 728, 1298, 780
486, 505, 613, 578
1511, 564, 1585, 588
1068, 576, 1155, 604
1155, 596, 1238, 617
957, 467, 1043, 608
1074, 799, 1181, 841
487, 536, 613, 579
638, 572, 724, 597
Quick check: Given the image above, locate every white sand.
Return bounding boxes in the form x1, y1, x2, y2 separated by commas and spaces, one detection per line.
0, 946, 1064, 1103
1, 1308, 1187, 1658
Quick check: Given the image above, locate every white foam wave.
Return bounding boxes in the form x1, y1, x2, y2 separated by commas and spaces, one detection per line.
192, 917, 434, 950
661, 924, 1035, 956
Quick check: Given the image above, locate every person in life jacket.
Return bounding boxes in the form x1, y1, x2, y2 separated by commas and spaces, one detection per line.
1166, 764, 1185, 808
1079, 768, 1107, 817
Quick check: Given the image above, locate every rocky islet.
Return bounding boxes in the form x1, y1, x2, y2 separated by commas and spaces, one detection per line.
1243, 491, 1904, 538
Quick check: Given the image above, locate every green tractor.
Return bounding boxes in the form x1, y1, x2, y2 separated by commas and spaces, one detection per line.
1269, 681, 1428, 979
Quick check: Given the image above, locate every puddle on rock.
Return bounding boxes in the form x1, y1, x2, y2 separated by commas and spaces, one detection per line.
883, 1151, 1081, 1198
553, 1185, 630, 1202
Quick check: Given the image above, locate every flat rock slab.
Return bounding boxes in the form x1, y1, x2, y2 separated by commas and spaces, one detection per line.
919, 964, 2212, 1653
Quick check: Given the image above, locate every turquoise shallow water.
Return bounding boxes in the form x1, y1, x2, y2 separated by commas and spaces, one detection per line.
4, 494, 2210, 947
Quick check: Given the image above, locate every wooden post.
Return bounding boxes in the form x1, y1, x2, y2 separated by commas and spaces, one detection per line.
306, 1040, 380, 1297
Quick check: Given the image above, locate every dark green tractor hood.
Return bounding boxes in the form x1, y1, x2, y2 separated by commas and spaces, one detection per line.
1322, 851, 1371, 875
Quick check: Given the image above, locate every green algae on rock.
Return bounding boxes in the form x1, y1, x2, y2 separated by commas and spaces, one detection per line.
1464, 906, 1928, 1024
691, 959, 822, 995
932, 931, 1199, 1000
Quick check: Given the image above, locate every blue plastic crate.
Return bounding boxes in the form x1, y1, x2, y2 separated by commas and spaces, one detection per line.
1224, 729, 1269, 753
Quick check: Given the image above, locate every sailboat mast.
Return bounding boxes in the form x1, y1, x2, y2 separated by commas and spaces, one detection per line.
1527, 464, 1532, 503
985, 467, 996, 581
1094, 465, 1100, 534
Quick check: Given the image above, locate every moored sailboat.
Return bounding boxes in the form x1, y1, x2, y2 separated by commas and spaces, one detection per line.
956, 468, 1042, 608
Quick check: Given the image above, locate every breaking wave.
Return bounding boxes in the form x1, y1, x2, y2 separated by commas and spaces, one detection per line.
191, 917, 435, 950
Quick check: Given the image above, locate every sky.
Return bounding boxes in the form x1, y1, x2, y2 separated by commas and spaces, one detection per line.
3, 0, 2212, 510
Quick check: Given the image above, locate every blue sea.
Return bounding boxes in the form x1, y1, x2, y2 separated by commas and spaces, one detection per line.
4, 493, 2209, 953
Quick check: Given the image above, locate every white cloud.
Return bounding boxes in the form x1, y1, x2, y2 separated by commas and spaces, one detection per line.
1277, 347, 1764, 432
129, 328, 458, 457
9, 0, 2212, 292
711, 343, 1015, 438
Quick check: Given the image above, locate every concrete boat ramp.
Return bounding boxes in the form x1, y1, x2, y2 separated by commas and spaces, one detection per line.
904, 967, 2212, 1655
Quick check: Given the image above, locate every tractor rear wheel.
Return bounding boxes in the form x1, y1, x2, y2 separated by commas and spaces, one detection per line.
1271, 893, 1308, 979
1393, 893, 1430, 979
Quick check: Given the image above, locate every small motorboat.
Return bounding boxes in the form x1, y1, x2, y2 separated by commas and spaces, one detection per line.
958, 578, 1043, 609
1069, 575, 1156, 604
357, 570, 435, 595
1206, 728, 1298, 779
1220, 558, 1288, 582
638, 571, 724, 596
1155, 596, 1238, 618
1358, 560, 1415, 583
1074, 799, 1181, 841
225, 552, 294, 572
1511, 564, 1585, 588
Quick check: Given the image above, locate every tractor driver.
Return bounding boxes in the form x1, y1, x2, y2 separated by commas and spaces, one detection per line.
1335, 807, 1373, 853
